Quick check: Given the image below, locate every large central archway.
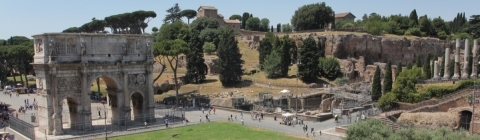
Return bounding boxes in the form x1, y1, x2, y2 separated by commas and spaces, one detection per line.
32, 33, 156, 135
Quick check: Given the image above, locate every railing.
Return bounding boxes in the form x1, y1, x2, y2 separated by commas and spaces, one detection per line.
9, 115, 35, 139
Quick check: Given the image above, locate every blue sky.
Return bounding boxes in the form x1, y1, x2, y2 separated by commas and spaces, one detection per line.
1, 0, 478, 39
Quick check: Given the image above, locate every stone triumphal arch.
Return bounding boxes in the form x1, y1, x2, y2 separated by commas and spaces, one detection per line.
31, 33, 156, 135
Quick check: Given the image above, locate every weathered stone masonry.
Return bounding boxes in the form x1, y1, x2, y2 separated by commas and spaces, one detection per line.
32, 33, 156, 135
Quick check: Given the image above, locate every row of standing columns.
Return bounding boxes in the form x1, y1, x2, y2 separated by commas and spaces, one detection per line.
433, 39, 479, 80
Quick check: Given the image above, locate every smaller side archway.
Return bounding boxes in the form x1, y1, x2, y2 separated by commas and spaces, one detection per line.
130, 92, 145, 122
59, 96, 83, 130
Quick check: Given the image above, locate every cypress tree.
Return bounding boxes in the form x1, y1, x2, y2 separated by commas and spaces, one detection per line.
216, 27, 244, 86
449, 59, 454, 77
372, 65, 382, 100
440, 55, 445, 77
423, 54, 431, 79
406, 62, 413, 69
395, 62, 402, 78
383, 60, 393, 93
298, 37, 320, 82
415, 56, 422, 67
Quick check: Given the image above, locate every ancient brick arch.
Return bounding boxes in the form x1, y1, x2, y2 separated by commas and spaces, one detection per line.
32, 33, 156, 135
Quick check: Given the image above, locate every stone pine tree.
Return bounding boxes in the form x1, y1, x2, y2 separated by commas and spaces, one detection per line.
298, 37, 320, 82
154, 39, 189, 106
406, 62, 413, 69
216, 27, 244, 86
383, 60, 393, 93
395, 62, 402, 78
423, 54, 431, 79
372, 65, 382, 100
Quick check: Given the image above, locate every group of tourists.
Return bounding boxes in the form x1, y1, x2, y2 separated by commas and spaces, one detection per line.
19, 98, 37, 114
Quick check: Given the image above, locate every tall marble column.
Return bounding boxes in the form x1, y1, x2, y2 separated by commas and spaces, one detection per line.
462, 39, 470, 79
472, 40, 479, 78
443, 47, 451, 79
433, 61, 440, 80
452, 39, 461, 79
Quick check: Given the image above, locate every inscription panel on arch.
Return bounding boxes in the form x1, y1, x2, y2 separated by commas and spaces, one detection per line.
57, 76, 82, 94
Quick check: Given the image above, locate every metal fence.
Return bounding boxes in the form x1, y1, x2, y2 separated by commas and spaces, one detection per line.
30, 107, 186, 139
9, 115, 35, 139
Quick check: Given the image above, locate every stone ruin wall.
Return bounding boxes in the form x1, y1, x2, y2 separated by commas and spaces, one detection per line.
238, 33, 464, 82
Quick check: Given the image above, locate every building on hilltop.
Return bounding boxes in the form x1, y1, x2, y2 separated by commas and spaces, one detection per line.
335, 12, 356, 22
197, 6, 241, 30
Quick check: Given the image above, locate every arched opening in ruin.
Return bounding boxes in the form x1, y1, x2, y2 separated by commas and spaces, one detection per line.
203, 63, 210, 75
130, 92, 144, 122
460, 110, 472, 131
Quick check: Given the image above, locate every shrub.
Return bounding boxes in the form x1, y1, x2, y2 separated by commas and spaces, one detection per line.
405, 28, 422, 36
437, 31, 448, 40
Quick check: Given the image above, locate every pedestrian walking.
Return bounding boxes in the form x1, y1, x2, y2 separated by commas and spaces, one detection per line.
241, 119, 244, 125
311, 127, 314, 134
202, 108, 204, 114
199, 116, 202, 122
235, 114, 237, 120
165, 119, 169, 128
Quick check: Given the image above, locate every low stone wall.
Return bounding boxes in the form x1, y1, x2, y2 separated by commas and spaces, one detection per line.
335, 126, 348, 134
212, 105, 332, 122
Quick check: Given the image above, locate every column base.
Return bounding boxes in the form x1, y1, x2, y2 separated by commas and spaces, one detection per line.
52, 129, 63, 136
432, 77, 441, 80
472, 74, 479, 78
442, 75, 451, 80
452, 74, 460, 79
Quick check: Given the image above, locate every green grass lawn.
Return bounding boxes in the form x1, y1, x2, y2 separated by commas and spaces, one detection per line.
108, 122, 307, 140
6, 75, 36, 86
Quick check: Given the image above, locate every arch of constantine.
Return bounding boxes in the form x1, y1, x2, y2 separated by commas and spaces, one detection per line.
31, 33, 155, 135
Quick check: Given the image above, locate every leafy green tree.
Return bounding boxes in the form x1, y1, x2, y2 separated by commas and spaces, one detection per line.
298, 37, 320, 82
384, 60, 393, 93
216, 27, 244, 86
395, 62, 402, 78
419, 15, 434, 36
241, 12, 250, 29
364, 19, 386, 35
260, 18, 270, 32
432, 16, 450, 35
199, 28, 221, 48
156, 21, 189, 41
180, 9, 197, 24
468, 15, 480, 38
345, 119, 392, 140
409, 9, 418, 27
290, 2, 334, 31
281, 24, 293, 33
6, 36, 31, 45
164, 3, 182, 24
371, 65, 382, 100
318, 57, 341, 79
202, 42, 216, 55
151, 27, 159, 32
258, 35, 273, 70
262, 51, 282, 78
153, 39, 189, 106
185, 17, 219, 83
423, 54, 431, 79
229, 14, 242, 20
246, 17, 261, 31
406, 62, 413, 69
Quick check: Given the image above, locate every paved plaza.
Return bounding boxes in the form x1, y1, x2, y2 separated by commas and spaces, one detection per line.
1, 90, 347, 139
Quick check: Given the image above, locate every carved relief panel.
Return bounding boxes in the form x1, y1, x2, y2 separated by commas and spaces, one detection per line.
128, 73, 146, 88
56, 38, 66, 54
35, 39, 44, 53
57, 77, 81, 93
66, 38, 77, 54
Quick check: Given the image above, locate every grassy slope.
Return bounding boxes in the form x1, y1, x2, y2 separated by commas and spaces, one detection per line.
108, 122, 307, 140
